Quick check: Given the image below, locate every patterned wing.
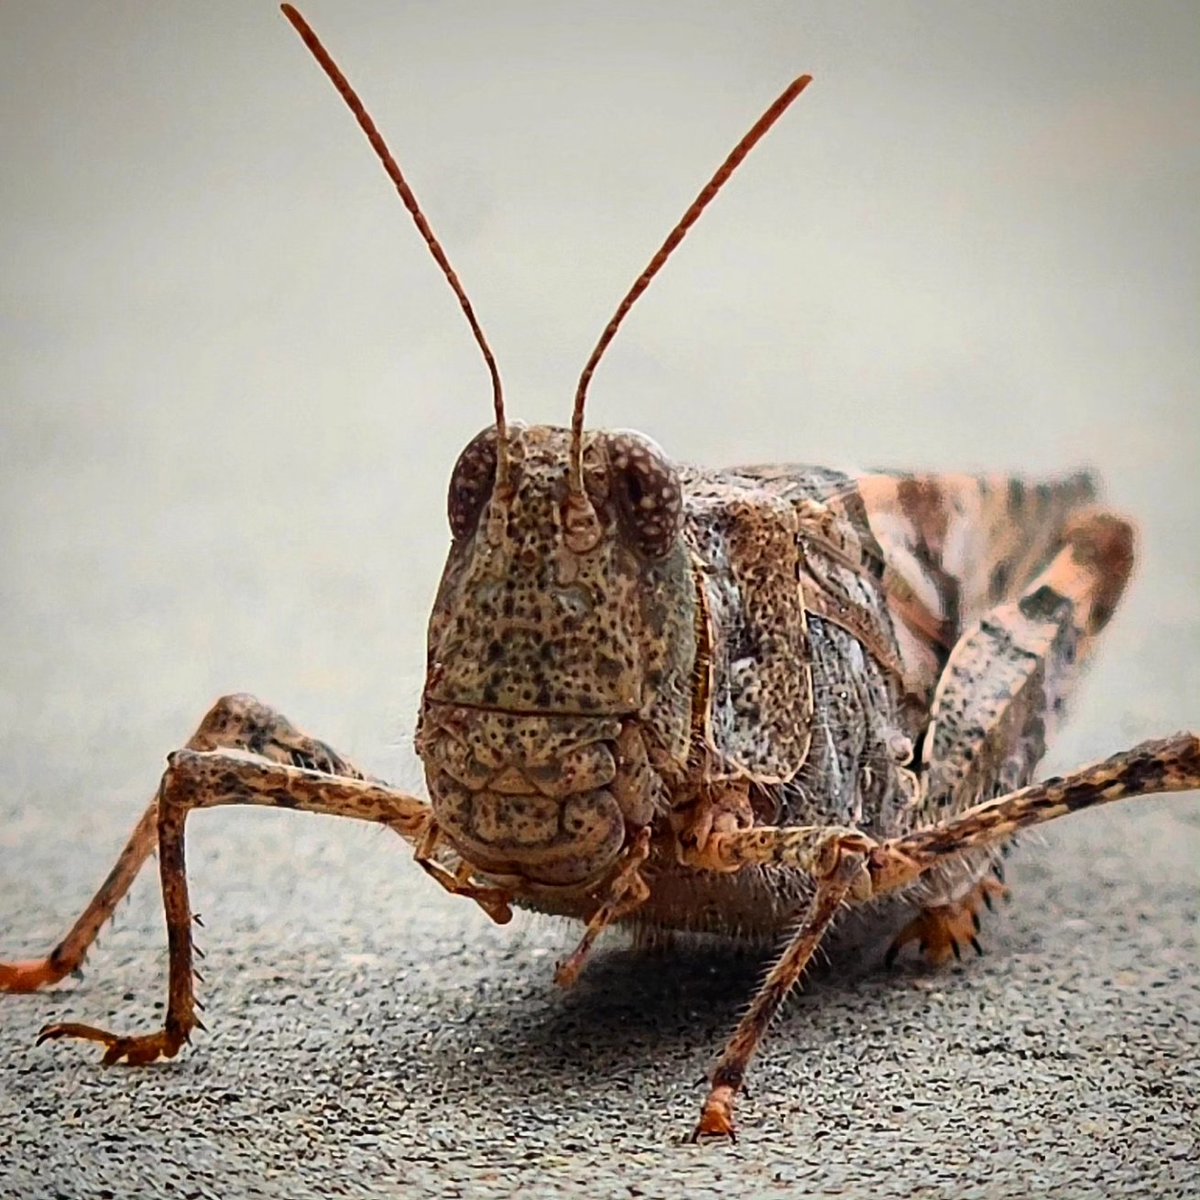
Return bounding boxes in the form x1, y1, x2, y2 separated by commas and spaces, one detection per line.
679, 461, 1103, 831
855, 471, 1099, 704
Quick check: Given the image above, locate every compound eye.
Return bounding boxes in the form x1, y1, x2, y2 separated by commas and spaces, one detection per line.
447, 428, 497, 540
606, 431, 683, 558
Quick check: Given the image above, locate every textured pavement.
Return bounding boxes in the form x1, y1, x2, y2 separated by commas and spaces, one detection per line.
2, 3, 1198, 1198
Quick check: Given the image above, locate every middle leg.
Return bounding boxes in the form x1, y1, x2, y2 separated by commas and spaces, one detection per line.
692, 850, 868, 1140
892, 508, 1136, 962
1, 692, 377, 993
689, 731, 1198, 1136
38, 749, 434, 1065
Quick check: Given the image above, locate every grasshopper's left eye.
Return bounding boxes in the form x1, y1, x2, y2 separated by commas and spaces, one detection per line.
448, 428, 497, 541
605, 431, 683, 559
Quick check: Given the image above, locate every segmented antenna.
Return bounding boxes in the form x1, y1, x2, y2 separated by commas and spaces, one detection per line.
569, 75, 814, 492
280, 5, 508, 475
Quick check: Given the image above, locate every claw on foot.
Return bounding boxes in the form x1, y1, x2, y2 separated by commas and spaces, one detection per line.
1, 958, 71, 993
691, 1085, 739, 1143
886, 876, 1010, 967
36, 1021, 187, 1065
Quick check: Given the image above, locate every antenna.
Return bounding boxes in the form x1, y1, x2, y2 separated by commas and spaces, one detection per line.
569, 75, 813, 492
280, 5, 508, 478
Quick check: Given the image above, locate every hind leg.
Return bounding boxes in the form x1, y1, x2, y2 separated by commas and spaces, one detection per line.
885, 871, 1009, 966
0, 694, 375, 993
889, 509, 1134, 964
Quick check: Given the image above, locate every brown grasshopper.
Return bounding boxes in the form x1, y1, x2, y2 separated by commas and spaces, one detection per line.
2, 5, 1197, 1141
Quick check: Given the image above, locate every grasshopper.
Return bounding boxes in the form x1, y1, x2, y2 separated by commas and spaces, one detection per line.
3, 5, 1197, 1141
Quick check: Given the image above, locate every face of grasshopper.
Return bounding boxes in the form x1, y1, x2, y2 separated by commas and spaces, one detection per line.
271, 8, 808, 892
416, 423, 697, 889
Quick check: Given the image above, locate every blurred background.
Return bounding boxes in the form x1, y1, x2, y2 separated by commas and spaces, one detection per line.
1, 2, 1196, 766
0, 3, 1196, 1193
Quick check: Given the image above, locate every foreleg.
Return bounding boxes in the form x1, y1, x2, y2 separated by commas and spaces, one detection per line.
697, 737, 1198, 892
553, 827, 652, 987
869, 733, 1200, 894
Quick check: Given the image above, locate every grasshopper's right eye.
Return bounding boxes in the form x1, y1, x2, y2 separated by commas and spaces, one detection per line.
448, 429, 497, 540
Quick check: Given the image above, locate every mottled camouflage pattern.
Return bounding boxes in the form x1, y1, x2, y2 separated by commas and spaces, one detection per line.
408, 428, 1121, 933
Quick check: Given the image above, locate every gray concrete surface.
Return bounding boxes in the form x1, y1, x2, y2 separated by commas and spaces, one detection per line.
1, 3, 1197, 1197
